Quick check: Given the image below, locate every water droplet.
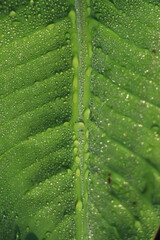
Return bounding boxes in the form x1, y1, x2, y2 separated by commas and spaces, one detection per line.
26, 226, 30, 233
76, 168, 80, 177
30, 0, 34, 6
151, 124, 159, 134
76, 200, 82, 211
45, 231, 51, 238
9, 11, 16, 17
84, 108, 90, 121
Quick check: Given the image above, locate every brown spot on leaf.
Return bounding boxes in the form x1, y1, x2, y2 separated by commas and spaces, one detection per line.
108, 172, 111, 184
152, 49, 156, 54
132, 201, 137, 206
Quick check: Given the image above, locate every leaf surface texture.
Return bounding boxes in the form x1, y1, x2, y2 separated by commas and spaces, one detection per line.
0, 0, 160, 239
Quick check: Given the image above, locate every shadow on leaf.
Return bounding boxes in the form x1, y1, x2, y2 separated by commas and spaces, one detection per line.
25, 232, 39, 240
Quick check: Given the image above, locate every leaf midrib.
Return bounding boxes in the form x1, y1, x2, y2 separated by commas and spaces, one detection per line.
71, 0, 92, 239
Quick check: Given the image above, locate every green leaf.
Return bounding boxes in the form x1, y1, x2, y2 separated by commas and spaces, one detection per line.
0, 0, 160, 239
